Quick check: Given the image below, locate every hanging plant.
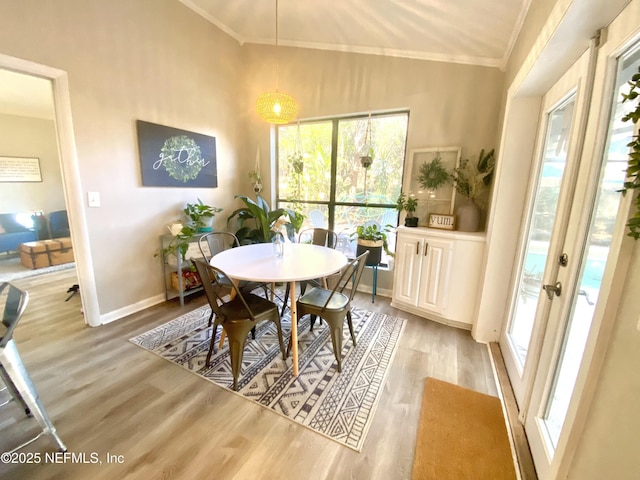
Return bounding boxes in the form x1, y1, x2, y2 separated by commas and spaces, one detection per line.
360, 113, 374, 169
620, 66, 640, 240
289, 151, 304, 174
417, 156, 450, 191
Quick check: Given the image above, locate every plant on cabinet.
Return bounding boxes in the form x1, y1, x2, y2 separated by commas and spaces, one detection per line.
396, 193, 419, 227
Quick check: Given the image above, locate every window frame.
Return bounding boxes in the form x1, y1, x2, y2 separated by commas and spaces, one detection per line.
275, 110, 410, 235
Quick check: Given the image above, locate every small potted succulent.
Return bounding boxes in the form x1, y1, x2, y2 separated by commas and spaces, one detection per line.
396, 193, 419, 227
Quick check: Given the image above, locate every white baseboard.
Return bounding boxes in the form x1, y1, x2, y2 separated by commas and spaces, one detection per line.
99, 293, 166, 325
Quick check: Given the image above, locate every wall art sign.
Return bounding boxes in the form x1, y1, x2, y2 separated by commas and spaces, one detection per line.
429, 213, 456, 230
0, 156, 42, 182
137, 120, 218, 187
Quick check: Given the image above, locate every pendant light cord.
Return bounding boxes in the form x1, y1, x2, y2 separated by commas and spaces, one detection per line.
275, 0, 280, 91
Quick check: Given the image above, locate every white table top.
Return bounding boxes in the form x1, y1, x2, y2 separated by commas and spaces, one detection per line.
209, 243, 348, 283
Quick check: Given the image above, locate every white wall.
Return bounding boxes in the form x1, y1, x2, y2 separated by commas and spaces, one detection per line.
0, 113, 66, 215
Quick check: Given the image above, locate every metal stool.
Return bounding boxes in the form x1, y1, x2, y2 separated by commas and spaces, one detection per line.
0, 282, 66, 453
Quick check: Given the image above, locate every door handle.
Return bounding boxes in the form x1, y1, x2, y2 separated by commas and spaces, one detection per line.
424, 242, 429, 256
542, 282, 562, 300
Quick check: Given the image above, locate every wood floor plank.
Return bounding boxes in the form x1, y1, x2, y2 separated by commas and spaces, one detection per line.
1, 270, 503, 479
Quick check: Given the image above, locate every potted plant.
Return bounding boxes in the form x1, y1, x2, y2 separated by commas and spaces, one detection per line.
396, 193, 419, 227
360, 147, 374, 169
155, 199, 223, 261
417, 156, 450, 194
227, 194, 294, 244
451, 148, 495, 232
184, 198, 223, 233
351, 223, 392, 266
289, 151, 304, 175
248, 170, 263, 194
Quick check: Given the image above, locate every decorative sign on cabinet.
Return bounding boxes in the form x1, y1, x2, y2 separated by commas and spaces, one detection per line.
391, 227, 485, 330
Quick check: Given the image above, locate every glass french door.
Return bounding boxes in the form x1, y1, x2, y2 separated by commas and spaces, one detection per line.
499, 7, 640, 476
524, 39, 640, 479
500, 50, 592, 404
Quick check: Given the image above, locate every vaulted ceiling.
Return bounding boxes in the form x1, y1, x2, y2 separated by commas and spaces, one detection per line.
180, 0, 531, 69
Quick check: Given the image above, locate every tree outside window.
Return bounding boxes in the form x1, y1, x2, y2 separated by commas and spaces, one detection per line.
277, 112, 408, 262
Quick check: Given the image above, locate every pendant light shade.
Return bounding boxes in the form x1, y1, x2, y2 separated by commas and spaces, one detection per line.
256, 0, 298, 124
256, 90, 298, 124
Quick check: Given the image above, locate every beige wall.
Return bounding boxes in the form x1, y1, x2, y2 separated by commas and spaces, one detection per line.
0, 0, 244, 314
0, 0, 504, 314
243, 45, 505, 292
0, 113, 66, 215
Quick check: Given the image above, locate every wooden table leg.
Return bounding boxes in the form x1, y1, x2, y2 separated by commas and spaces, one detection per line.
289, 281, 298, 376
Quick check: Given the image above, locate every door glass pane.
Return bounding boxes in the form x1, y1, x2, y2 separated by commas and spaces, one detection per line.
542, 46, 640, 449
507, 96, 576, 368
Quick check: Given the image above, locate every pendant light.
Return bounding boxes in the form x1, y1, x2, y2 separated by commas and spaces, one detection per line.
256, 0, 298, 124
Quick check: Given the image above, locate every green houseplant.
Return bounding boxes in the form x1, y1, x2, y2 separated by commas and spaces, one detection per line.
184, 198, 223, 233
396, 193, 419, 227
156, 199, 223, 260
351, 223, 393, 265
227, 194, 296, 245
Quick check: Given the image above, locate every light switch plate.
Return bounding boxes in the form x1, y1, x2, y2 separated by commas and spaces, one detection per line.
88, 191, 101, 207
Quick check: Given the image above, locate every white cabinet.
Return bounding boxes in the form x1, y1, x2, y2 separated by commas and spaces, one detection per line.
391, 227, 485, 329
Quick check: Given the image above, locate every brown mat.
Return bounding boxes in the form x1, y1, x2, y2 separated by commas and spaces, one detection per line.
412, 378, 517, 480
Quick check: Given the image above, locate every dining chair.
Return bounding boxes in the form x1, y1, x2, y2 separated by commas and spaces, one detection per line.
191, 259, 286, 391
293, 250, 369, 372
280, 227, 339, 316
0, 282, 66, 453
198, 231, 270, 326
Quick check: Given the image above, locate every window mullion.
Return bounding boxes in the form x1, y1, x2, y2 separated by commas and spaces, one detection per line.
328, 118, 339, 232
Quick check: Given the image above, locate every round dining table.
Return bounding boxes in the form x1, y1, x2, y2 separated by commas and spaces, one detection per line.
209, 242, 348, 375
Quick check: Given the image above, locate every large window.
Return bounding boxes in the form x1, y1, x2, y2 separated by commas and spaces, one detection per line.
276, 112, 409, 262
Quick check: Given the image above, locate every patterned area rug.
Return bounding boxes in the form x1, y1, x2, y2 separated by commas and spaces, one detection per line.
130, 303, 405, 451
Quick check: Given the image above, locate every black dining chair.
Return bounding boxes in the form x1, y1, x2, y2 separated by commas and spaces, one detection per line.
280, 227, 339, 316
292, 250, 369, 372
0, 282, 66, 452
191, 259, 286, 391
198, 231, 270, 326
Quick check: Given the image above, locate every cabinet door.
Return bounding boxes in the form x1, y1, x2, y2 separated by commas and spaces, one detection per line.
393, 233, 422, 306
417, 238, 452, 315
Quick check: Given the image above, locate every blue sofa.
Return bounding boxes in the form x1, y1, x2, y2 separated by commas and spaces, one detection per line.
0, 213, 38, 253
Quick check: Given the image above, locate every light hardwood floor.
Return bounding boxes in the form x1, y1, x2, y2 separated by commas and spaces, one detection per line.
1, 269, 499, 480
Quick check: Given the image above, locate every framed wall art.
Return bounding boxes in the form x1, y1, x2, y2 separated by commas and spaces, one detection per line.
0, 156, 42, 183
404, 146, 461, 225
137, 120, 218, 188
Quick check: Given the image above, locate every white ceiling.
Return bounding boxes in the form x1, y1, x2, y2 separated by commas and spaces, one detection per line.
180, 0, 531, 68
1, 0, 531, 120
0, 69, 54, 120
